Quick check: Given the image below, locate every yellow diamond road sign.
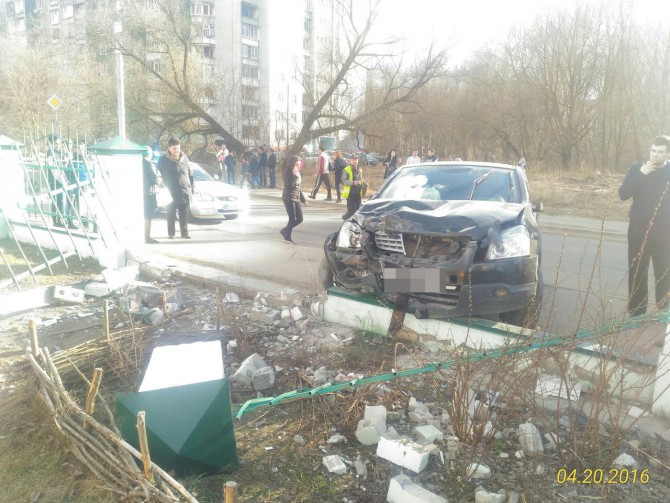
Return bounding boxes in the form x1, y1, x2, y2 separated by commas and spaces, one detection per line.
47, 95, 62, 111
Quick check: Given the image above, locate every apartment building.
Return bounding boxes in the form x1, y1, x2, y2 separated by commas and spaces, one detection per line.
1, 0, 359, 149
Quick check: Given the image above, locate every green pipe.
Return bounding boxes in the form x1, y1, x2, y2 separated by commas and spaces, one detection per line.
234, 310, 669, 420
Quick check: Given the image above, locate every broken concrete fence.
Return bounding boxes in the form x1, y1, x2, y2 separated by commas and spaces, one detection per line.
387, 474, 447, 503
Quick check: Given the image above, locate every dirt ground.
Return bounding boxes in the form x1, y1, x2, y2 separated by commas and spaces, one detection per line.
1, 171, 666, 503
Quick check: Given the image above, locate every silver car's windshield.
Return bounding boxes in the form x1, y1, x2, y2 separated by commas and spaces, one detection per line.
378, 165, 520, 203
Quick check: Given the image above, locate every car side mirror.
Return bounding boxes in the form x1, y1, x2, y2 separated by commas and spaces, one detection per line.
533, 202, 543, 213
213, 174, 220, 180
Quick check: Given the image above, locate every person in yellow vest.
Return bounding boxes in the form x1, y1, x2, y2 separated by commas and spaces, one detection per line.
341, 154, 365, 220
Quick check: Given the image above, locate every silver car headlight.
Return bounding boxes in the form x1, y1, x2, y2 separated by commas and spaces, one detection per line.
486, 225, 530, 260
336, 221, 363, 248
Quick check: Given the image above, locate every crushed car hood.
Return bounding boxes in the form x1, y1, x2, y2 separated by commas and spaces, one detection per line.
353, 199, 526, 240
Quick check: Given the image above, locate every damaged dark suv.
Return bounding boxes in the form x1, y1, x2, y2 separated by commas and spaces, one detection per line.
321, 162, 543, 326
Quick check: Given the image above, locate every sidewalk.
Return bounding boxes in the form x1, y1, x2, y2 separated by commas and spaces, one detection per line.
247, 188, 629, 239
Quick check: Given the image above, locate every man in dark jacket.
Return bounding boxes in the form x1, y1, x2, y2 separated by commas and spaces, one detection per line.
268, 148, 277, 188
258, 146, 269, 188
618, 135, 670, 316
157, 138, 194, 239
248, 150, 260, 188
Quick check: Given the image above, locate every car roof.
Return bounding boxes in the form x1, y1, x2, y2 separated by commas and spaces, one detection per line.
406, 161, 518, 171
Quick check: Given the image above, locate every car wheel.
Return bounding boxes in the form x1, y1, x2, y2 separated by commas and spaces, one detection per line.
500, 269, 543, 328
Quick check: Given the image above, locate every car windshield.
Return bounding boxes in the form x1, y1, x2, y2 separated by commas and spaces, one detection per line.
378, 164, 519, 203
192, 166, 215, 182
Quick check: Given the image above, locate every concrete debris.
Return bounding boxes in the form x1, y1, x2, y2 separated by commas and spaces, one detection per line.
84, 282, 115, 297
290, 306, 305, 321
226, 340, 237, 354
628, 406, 649, 418
356, 405, 387, 445
517, 422, 544, 454
474, 487, 504, 503
515, 450, 524, 459
101, 263, 139, 290
535, 374, 581, 401
223, 292, 240, 303
293, 435, 306, 446
322, 454, 347, 474
251, 366, 276, 391
499, 453, 509, 458
310, 301, 320, 316
147, 308, 164, 325
232, 353, 269, 386
376, 435, 431, 473
467, 463, 492, 479
386, 474, 448, 503
415, 424, 444, 443
53, 285, 86, 304
327, 434, 347, 444
613, 453, 638, 468
249, 305, 280, 324
353, 455, 367, 477
544, 432, 558, 451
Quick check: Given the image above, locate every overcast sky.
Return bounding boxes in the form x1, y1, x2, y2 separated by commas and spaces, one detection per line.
376, 0, 670, 65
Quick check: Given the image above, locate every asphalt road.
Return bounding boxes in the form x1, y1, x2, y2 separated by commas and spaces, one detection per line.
152, 192, 638, 335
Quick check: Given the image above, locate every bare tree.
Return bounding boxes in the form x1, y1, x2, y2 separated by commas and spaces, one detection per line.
287, 0, 449, 156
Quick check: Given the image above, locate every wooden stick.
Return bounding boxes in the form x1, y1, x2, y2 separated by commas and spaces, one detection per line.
29, 318, 39, 356
84, 367, 103, 430
136, 411, 155, 483
216, 287, 221, 331
104, 299, 110, 341
162, 291, 168, 318
224, 481, 238, 503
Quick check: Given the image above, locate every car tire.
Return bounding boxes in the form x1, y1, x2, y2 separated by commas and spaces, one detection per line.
500, 269, 543, 328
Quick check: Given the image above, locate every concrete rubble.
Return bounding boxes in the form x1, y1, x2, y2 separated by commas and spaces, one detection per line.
387, 474, 448, 503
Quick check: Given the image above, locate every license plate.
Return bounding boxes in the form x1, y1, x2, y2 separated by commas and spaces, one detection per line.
383, 268, 446, 293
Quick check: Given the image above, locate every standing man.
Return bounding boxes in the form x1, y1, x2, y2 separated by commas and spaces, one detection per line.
618, 135, 670, 316
425, 148, 438, 162
341, 154, 365, 220
258, 146, 268, 188
406, 149, 421, 165
225, 151, 237, 185
216, 143, 228, 180
157, 138, 194, 239
308, 144, 333, 200
142, 146, 161, 244
267, 147, 277, 188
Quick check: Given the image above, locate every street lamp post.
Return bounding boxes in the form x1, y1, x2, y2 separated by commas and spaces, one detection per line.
114, 20, 126, 139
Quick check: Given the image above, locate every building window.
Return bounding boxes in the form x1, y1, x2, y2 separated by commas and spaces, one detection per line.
37, 0, 45, 9
241, 23, 258, 39
150, 60, 161, 74
242, 126, 259, 139
16, 17, 25, 31
50, 9, 59, 25
203, 24, 214, 37
243, 105, 259, 119
99, 62, 110, 76
191, 3, 213, 16
304, 17, 311, 33
7, 18, 16, 34
147, 39, 163, 53
242, 64, 259, 79
147, 0, 159, 11
242, 44, 259, 60
63, 4, 73, 18
242, 86, 258, 101
203, 46, 214, 59
241, 2, 258, 19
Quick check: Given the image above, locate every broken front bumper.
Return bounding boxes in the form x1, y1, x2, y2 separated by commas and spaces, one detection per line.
324, 232, 539, 319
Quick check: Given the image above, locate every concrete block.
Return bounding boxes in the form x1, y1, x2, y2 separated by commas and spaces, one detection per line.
322, 454, 347, 474
356, 419, 381, 445
232, 353, 268, 385
354, 457, 368, 477
613, 453, 638, 468
53, 285, 85, 304
281, 309, 291, 321
224, 292, 240, 303
376, 435, 430, 474
364, 405, 387, 434
386, 474, 448, 503
415, 424, 444, 442
535, 374, 581, 401
517, 422, 544, 454
290, 306, 305, 321
147, 308, 164, 325
84, 281, 114, 297
467, 463, 492, 479
474, 488, 504, 503
101, 264, 139, 290
252, 366, 275, 391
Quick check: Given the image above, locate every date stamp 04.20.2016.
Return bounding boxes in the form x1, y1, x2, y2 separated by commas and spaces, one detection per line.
557, 468, 650, 485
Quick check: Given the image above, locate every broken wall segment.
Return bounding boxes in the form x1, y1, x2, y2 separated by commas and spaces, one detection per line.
387, 474, 448, 503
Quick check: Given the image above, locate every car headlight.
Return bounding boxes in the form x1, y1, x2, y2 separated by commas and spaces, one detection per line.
194, 192, 214, 202
486, 225, 530, 260
336, 221, 363, 248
